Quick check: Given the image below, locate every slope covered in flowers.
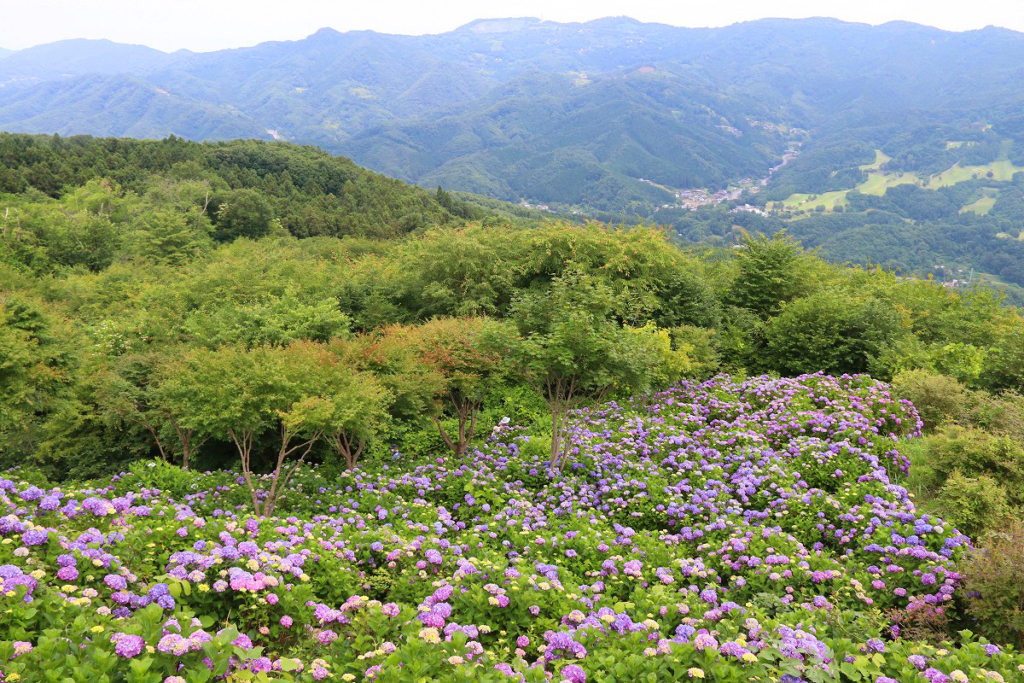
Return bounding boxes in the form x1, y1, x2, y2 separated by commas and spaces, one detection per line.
1, 374, 1021, 682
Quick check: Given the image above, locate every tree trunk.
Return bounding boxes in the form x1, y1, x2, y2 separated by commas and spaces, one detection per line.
230, 429, 261, 515
550, 409, 561, 467
434, 415, 459, 456
264, 424, 319, 516
456, 404, 467, 455
557, 419, 574, 472
545, 376, 576, 471
333, 431, 365, 471
465, 404, 478, 454
173, 421, 206, 471
145, 424, 168, 463
435, 395, 482, 457
180, 426, 191, 471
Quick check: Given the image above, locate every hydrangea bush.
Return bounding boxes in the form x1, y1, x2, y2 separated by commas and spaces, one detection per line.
1, 374, 1022, 682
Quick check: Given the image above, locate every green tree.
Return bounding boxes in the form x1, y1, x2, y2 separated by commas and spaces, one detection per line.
338, 333, 444, 429
0, 294, 75, 462
764, 289, 904, 376
317, 353, 390, 471
213, 189, 274, 242
115, 350, 214, 470
157, 344, 320, 514
391, 226, 518, 318
982, 323, 1024, 393
92, 352, 172, 464
184, 291, 352, 349
727, 233, 816, 318
391, 317, 503, 456
23, 205, 123, 272
126, 209, 213, 265
488, 268, 676, 469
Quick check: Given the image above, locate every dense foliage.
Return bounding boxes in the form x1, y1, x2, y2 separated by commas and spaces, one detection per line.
2, 169, 1023, 481
0, 134, 490, 244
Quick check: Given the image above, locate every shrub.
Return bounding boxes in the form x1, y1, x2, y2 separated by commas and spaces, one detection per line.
477, 383, 549, 435
964, 390, 1024, 439
934, 471, 1011, 537
890, 369, 967, 431
763, 289, 904, 376
932, 342, 987, 384
963, 520, 1024, 649
926, 426, 1024, 505
726, 233, 812, 318
889, 368, 1024, 436
669, 325, 721, 379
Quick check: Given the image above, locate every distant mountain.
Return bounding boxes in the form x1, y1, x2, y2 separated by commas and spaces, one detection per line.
4, 18, 1024, 212
343, 70, 780, 209
0, 74, 266, 139
0, 39, 184, 84
148, 28, 497, 144
0, 47, 12, 60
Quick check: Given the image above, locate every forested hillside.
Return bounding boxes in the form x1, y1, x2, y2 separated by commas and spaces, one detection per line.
0, 133, 495, 251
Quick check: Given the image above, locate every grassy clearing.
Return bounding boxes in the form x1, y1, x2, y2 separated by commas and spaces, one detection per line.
960, 196, 997, 215
858, 170, 921, 196
927, 140, 1022, 188
928, 163, 983, 188
895, 438, 942, 515
855, 149, 921, 196
779, 147, 1024, 212
927, 159, 1024, 188
859, 149, 892, 171
778, 148, 912, 211
780, 190, 849, 212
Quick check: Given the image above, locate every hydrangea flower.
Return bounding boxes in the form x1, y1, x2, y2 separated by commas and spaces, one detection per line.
111, 634, 145, 658
562, 665, 586, 683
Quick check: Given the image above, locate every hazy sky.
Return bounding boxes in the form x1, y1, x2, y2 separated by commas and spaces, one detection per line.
2, 0, 1024, 52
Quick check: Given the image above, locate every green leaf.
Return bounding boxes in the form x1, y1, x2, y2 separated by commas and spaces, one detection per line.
129, 657, 153, 676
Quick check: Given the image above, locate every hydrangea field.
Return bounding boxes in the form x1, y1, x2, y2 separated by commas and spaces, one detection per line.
2, 374, 1022, 682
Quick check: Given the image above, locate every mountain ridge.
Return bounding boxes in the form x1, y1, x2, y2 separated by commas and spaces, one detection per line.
4, 17, 1024, 214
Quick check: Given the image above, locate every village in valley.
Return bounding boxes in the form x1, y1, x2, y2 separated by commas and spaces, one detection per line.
643, 118, 805, 215
517, 114, 805, 216
650, 145, 803, 215
520, 144, 801, 217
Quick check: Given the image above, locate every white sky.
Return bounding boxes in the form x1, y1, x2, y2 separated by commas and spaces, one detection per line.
1, 0, 1023, 52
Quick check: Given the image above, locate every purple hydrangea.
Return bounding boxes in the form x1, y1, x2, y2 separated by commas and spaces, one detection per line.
112, 634, 145, 658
